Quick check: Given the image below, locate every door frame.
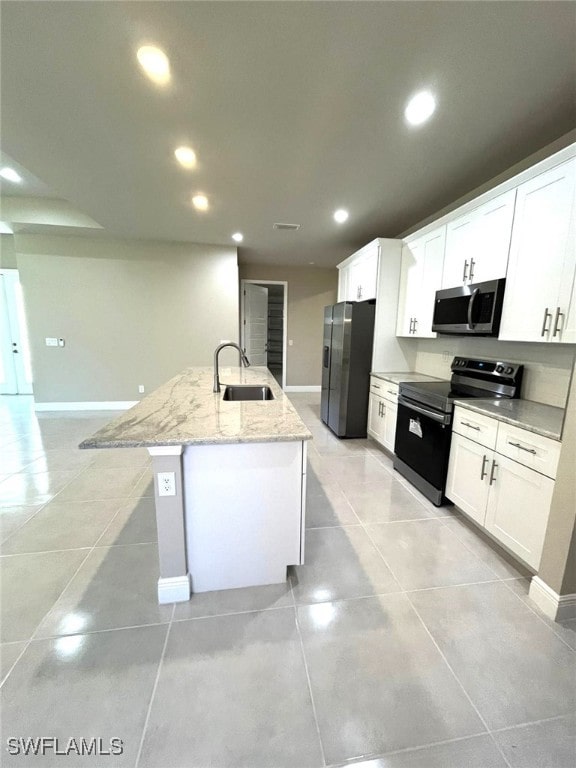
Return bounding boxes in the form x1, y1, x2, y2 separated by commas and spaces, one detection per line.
240, 279, 288, 390
0, 268, 34, 395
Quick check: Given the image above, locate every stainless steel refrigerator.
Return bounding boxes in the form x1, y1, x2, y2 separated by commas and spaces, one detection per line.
321, 301, 375, 438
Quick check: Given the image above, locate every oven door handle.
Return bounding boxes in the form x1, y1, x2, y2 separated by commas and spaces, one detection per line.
467, 287, 480, 329
397, 395, 451, 425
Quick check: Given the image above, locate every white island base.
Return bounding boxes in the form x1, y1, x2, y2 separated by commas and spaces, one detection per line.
149, 440, 307, 603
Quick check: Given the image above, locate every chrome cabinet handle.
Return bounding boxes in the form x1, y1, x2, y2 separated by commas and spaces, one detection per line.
489, 460, 498, 486
541, 307, 552, 337
553, 306, 564, 337
463, 260, 469, 281
413, 317, 418, 333
461, 421, 480, 430
469, 258, 475, 282
508, 441, 537, 455
387, 390, 397, 396
408, 318, 413, 334
373, 384, 381, 389
480, 455, 488, 480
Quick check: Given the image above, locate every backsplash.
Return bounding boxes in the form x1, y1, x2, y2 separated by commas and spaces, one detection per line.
414, 338, 576, 408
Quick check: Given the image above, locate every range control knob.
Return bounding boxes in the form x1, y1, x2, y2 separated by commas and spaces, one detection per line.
495, 365, 504, 374
505, 366, 514, 375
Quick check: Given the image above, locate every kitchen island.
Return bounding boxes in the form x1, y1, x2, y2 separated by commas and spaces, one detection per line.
80, 367, 312, 603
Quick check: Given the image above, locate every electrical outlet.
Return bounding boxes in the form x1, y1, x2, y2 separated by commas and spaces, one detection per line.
45, 337, 58, 347
442, 350, 451, 363
58, 338, 65, 347
157, 472, 176, 497
138, 385, 145, 393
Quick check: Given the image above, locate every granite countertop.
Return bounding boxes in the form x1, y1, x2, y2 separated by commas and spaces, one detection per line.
453, 398, 565, 441
79, 367, 312, 449
370, 371, 444, 385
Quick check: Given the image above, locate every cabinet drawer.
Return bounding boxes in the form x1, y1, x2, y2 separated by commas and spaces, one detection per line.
496, 423, 561, 479
453, 407, 498, 449
370, 377, 385, 396
383, 383, 399, 403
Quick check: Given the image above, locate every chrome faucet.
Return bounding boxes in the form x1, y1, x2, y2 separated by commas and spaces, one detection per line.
213, 342, 250, 393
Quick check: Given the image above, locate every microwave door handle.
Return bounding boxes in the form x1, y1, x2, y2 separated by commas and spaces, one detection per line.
467, 287, 480, 329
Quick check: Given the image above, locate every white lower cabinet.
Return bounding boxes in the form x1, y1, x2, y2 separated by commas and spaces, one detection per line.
445, 433, 491, 525
368, 378, 398, 453
446, 407, 560, 570
484, 455, 554, 569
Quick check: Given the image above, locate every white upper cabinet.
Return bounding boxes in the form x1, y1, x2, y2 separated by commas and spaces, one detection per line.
441, 190, 516, 288
337, 241, 379, 302
499, 158, 576, 343
396, 226, 445, 337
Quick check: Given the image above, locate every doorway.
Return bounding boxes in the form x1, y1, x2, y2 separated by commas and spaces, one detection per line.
0, 269, 33, 395
240, 280, 287, 389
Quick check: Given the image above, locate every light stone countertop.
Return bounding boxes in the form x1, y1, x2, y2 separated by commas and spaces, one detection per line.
370, 371, 444, 385
453, 398, 565, 441
79, 367, 312, 449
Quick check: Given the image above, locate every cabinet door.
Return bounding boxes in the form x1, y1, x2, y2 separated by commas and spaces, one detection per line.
442, 212, 476, 288
396, 241, 422, 336
337, 265, 349, 302
445, 433, 491, 525
414, 227, 445, 338
485, 455, 555, 569
368, 393, 385, 443
382, 399, 398, 453
499, 158, 576, 342
471, 189, 516, 284
552, 188, 576, 343
356, 247, 379, 301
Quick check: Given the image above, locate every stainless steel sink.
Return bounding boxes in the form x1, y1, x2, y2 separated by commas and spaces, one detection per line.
222, 385, 274, 401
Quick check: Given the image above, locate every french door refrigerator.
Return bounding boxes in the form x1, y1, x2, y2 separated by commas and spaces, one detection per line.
321, 300, 375, 438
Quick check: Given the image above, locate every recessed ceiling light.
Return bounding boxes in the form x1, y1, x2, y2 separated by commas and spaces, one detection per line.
404, 90, 436, 126
0, 167, 22, 184
232, 232, 243, 243
137, 45, 170, 85
333, 209, 349, 223
192, 194, 209, 211
175, 146, 197, 169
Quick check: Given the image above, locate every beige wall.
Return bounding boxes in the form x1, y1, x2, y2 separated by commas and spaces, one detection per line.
15, 234, 239, 403
538, 365, 576, 594
0, 235, 17, 268
239, 264, 337, 387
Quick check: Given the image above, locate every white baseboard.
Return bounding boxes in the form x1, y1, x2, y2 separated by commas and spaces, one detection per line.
284, 386, 321, 393
34, 401, 139, 412
157, 574, 190, 604
529, 576, 576, 621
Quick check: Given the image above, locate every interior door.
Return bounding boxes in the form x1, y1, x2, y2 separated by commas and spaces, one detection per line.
0, 270, 33, 395
243, 283, 268, 366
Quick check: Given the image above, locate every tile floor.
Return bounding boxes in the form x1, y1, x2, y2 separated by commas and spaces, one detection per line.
1, 393, 575, 767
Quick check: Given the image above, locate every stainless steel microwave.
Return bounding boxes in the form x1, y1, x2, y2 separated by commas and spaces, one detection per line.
432, 278, 506, 336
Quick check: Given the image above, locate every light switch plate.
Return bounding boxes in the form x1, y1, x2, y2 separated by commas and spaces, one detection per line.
45, 337, 58, 347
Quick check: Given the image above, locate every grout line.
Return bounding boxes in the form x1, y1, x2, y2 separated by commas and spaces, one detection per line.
18, 617, 173, 643
293, 607, 327, 767
489, 711, 575, 735
404, 594, 513, 768
500, 579, 576, 653
171, 602, 293, 624
134, 603, 175, 768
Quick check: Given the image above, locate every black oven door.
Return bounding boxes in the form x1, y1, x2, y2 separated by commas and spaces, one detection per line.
394, 396, 453, 504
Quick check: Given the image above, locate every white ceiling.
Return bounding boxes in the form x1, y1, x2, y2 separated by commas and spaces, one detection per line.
1, 1, 575, 267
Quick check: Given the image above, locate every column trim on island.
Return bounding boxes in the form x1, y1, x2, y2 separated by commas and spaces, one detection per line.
148, 445, 191, 603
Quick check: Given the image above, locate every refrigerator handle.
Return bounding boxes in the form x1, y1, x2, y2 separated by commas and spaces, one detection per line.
323, 345, 330, 368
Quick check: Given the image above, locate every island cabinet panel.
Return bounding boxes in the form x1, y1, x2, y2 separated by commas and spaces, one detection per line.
183, 440, 306, 593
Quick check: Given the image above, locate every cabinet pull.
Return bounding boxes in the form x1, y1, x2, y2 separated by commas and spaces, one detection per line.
387, 390, 397, 396
462, 259, 469, 281
413, 318, 418, 333
461, 421, 480, 430
552, 306, 564, 337
489, 460, 498, 486
541, 307, 552, 337
408, 318, 413, 334
480, 455, 488, 480
508, 441, 537, 455
469, 258, 475, 282
373, 384, 381, 389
